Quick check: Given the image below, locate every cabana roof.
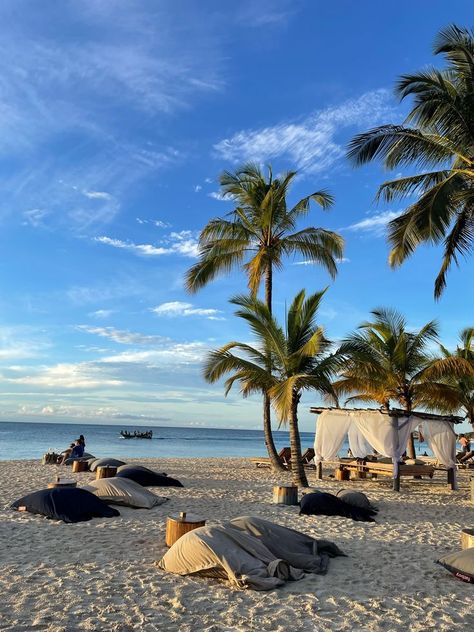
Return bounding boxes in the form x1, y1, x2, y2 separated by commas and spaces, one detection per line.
309, 406, 464, 424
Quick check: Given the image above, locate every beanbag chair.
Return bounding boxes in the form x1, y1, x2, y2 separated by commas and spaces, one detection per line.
116, 465, 182, 487
299, 491, 377, 522
82, 477, 168, 509
158, 515, 346, 591
336, 489, 378, 512
64, 452, 95, 466
89, 458, 127, 472
11, 488, 120, 523
437, 548, 474, 583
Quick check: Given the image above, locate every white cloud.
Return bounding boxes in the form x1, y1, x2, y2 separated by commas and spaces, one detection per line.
346, 210, 399, 236
22, 208, 50, 227
88, 309, 114, 320
208, 191, 228, 201
9, 362, 123, 389
214, 89, 393, 174
83, 190, 112, 200
294, 257, 350, 265
94, 230, 199, 258
100, 341, 210, 365
151, 301, 224, 320
194, 185, 202, 192
77, 326, 167, 346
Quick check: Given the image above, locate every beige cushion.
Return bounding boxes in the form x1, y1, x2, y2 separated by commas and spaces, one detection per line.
437, 548, 474, 583
82, 477, 168, 509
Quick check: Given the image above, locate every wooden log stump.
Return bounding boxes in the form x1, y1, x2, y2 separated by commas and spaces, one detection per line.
47, 479, 77, 489
335, 466, 350, 481
461, 528, 474, 550
166, 512, 206, 547
72, 460, 88, 473
273, 485, 298, 505
96, 465, 117, 480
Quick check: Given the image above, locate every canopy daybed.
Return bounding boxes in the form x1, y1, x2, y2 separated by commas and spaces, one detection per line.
310, 407, 463, 491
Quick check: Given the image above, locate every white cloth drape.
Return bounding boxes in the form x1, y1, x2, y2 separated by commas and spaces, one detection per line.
314, 410, 456, 480
420, 419, 458, 488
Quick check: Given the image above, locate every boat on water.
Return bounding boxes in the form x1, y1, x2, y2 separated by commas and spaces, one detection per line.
120, 430, 153, 439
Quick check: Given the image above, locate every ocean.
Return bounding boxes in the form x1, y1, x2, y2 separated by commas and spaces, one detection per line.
0, 420, 433, 461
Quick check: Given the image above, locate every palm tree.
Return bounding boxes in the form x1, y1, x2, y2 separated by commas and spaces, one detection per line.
425, 328, 474, 426
334, 308, 447, 458
203, 290, 339, 487
347, 25, 474, 298
186, 163, 344, 470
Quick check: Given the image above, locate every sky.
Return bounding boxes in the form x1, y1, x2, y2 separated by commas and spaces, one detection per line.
0, 0, 473, 432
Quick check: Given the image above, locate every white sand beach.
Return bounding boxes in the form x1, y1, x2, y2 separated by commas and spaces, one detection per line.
0, 458, 473, 632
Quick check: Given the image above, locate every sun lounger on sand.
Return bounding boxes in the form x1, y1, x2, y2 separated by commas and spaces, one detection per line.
337, 460, 435, 479
250, 447, 316, 469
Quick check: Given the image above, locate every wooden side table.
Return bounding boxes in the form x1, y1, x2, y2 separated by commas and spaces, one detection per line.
273, 485, 298, 505
96, 466, 117, 480
72, 460, 88, 473
47, 479, 77, 489
166, 512, 205, 547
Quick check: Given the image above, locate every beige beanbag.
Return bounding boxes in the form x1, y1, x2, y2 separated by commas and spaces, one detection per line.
82, 477, 168, 509
437, 548, 474, 583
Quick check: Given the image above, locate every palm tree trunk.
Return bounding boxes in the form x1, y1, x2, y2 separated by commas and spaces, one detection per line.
262, 263, 285, 471
289, 391, 308, 487
263, 395, 284, 471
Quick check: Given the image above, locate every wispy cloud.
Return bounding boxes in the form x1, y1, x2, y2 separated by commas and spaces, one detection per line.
94, 230, 200, 258
88, 309, 114, 320
77, 326, 167, 346
151, 301, 224, 320
346, 210, 399, 236
294, 257, 350, 265
214, 89, 393, 174
208, 191, 228, 201
8, 362, 124, 389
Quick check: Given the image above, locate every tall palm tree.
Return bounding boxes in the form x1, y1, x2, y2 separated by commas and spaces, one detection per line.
347, 25, 474, 298
425, 327, 474, 427
334, 308, 446, 458
203, 290, 339, 487
186, 163, 344, 470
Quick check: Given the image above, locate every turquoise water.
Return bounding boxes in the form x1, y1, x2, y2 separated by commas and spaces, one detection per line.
0, 420, 434, 461
0, 421, 318, 461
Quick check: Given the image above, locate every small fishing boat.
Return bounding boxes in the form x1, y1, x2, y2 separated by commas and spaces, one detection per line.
120, 430, 153, 439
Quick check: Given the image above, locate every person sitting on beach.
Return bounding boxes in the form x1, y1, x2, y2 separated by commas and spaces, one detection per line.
78, 434, 86, 448
58, 440, 84, 465
458, 434, 471, 454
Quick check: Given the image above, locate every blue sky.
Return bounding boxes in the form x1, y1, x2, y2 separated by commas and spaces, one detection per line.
0, 0, 473, 432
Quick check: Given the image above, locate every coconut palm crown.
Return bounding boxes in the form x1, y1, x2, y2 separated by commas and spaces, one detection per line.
347, 25, 474, 298
425, 327, 474, 426
333, 308, 453, 457
185, 163, 344, 310
203, 289, 339, 487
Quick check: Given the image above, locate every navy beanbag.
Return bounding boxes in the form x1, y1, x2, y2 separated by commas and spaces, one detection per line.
116, 465, 183, 487
11, 488, 120, 523
300, 491, 377, 522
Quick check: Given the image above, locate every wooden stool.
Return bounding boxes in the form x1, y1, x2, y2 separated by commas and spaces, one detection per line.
47, 479, 77, 489
72, 460, 88, 473
335, 466, 350, 481
273, 485, 298, 505
461, 528, 474, 549
166, 512, 205, 547
96, 466, 117, 480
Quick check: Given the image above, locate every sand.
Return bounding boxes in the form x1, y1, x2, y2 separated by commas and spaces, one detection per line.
0, 457, 473, 632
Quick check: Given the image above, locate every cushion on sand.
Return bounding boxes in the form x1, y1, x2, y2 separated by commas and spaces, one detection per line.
11, 488, 120, 523
64, 452, 95, 466
336, 490, 378, 512
437, 548, 474, 583
299, 491, 377, 522
82, 477, 168, 508
89, 458, 127, 472
158, 515, 345, 591
116, 465, 182, 487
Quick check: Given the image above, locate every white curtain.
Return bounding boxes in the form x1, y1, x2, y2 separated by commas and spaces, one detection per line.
314, 410, 351, 462
420, 419, 457, 488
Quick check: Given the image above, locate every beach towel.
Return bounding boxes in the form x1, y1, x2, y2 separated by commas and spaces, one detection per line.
158, 515, 346, 590
11, 488, 120, 523
116, 465, 183, 487
82, 477, 168, 509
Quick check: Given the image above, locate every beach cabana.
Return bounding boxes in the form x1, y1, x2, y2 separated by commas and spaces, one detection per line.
310, 407, 462, 491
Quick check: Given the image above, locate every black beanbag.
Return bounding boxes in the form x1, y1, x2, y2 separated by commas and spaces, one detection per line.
11, 488, 120, 523
336, 490, 378, 513
116, 465, 183, 487
89, 458, 127, 472
300, 491, 377, 522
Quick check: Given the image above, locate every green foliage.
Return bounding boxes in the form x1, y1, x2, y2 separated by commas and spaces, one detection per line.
185, 163, 344, 299
347, 24, 474, 298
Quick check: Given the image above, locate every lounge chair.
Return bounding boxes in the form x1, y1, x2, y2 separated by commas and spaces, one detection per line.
250, 447, 315, 469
